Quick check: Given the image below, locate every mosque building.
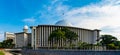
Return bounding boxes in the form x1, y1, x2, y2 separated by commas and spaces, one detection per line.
5, 25, 31, 48
30, 20, 100, 49
5, 20, 100, 49
15, 25, 31, 48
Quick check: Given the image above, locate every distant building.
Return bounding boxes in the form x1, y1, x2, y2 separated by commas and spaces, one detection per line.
4, 25, 31, 48
30, 20, 100, 49
4, 32, 16, 44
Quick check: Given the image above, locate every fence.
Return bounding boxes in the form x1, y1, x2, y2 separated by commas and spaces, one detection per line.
22, 49, 120, 55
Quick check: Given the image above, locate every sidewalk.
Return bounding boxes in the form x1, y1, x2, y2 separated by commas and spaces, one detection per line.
0, 49, 13, 55
4, 51, 13, 55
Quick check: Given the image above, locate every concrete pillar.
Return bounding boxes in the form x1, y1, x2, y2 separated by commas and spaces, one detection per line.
31, 26, 37, 50
93, 29, 101, 44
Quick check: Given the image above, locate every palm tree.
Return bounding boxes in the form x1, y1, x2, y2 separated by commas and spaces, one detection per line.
48, 29, 65, 49
49, 28, 78, 49
62, 28, 78, 48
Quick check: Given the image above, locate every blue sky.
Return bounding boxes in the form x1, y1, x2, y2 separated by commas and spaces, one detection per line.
0, 0, 120, 41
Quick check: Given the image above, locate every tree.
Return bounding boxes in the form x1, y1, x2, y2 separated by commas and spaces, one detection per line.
107, 43, 119, 50
0, 42, 2, 48
77, 42, 91, 50
61, 28, 78, 48
1, 39, 15, 48
48, 28, 78, 49
48, 29, 65, 49
113, 41, 120, 46
97, 35, 117, 49
112, 41, 120, 49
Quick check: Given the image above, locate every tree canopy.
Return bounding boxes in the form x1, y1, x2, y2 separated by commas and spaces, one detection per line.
97, 35, 120, 50
48, 29, 65, 48
61, 28, 78, 44
98, 35, 117, 46
48, 28, 78, 49
0, 39, 15, 48
48, 29, 65, 44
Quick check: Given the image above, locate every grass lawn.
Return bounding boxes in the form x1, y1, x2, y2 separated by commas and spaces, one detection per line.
0, 51, 4, 55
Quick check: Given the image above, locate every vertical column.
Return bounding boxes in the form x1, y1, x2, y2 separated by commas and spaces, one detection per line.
31, 26, 37, 50
24, 33, 28, 47
93, 29, 101, 44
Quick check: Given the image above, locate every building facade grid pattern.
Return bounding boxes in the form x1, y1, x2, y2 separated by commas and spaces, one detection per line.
31, 25, 100, 49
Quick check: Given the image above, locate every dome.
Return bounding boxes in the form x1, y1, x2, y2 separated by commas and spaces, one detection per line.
24, 25, 28, 29
55, 20, 72, 26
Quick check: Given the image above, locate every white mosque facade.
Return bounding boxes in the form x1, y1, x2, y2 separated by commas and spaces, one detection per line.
5, 20, 100, 49
5, 25, 31, 48
30, 20, 100, 49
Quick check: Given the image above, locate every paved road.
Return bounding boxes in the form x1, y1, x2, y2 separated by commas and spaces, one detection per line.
0, 49, 13, 55
4, 51, 13, 55
4, 49, 22, 55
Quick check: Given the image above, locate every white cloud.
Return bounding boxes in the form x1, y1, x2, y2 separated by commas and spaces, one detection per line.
36, 0, 120, 39
64, 4, 120, 29
0, 32, 4, 42
23, 18, 36, 23
61, 0, 120, 39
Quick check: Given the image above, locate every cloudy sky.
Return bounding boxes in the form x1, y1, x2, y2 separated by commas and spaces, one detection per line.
0, 0, 120, 41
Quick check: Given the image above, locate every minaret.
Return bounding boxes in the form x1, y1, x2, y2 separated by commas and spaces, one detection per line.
23, 25, 28, 33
